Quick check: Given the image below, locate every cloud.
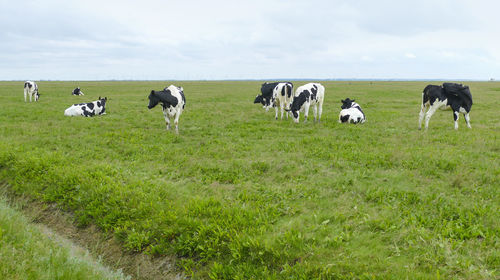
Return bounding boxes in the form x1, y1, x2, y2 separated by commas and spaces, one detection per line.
1, 0, 500, 80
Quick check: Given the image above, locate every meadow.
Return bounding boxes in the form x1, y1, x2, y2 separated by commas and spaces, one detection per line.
0, 81, 498, 279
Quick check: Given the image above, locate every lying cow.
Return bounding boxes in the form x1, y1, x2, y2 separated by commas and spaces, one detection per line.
148, 85, 186, 133
418, 83, 473, 130
338, 98, 366, 124
64, 97, 107, 117
287, 83, 325, 123
254, 82, 293, 120
72, 87, 84, 96
24, 81, 40, 102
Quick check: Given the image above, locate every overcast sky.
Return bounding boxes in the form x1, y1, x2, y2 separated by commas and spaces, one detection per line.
1, 0, 499, 80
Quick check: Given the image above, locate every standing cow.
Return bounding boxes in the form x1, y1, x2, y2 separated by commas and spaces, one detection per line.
64, 97, 107, 117
72, 87, 84, 96
418, 83, 473, 130
287, 83, 325, 123
147, 85, 186, 133
338, 98, 365, 124
254, 82, 293, 120
24, 81, 40, 102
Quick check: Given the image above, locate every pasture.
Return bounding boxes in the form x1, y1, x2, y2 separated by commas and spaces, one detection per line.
0, 81, 498, 279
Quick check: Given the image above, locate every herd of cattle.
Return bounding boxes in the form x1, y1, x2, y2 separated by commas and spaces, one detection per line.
23, 80, 474, 133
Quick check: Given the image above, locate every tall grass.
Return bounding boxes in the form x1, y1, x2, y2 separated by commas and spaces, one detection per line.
0, 81, 498, 279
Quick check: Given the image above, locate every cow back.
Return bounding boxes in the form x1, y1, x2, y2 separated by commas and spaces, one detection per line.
443, 83, 473, 105
156, 90, 179, 108
261, 82, 280, 97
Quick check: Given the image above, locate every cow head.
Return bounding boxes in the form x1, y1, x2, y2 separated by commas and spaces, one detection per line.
148, 90, 160, 109
285, 106, 300, 123
286, 92, 307, 123
35, 92, 40, 101
290, 110, 299, 123
97, 96, 107, 107
254, 95, 265, 105
341, 98, 355, 109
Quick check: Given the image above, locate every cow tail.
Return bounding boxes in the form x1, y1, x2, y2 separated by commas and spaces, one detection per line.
285, 84, 292, 109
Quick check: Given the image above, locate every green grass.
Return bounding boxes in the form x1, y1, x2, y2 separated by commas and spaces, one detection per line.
0, 81, 498, 279
0, 194, 129, 280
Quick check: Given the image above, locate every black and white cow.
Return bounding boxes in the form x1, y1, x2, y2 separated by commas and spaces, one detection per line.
338, 98, 365, 124
254, 82, 278, 109
287, 83, 325, 123
64, 97, 107, 117
71, 87, 84, 96
418, 83, 473, 130
254, 82, 293, 120
24, 81, 40, 102
148, 85, 186, 133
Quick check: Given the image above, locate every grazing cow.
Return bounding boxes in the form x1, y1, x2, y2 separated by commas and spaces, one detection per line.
286, 83, 325, 123
71, 87, 84, 96
148, 85, 186, 133
24, 81, 40, 102
254, 82, 278, 109
418, 83, 473, 130
254, 82, 293, 119
64, 97, 107, 117
338, 98, 366, 124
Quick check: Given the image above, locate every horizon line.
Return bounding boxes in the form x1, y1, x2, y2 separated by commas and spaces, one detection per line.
1, 78, 497, 82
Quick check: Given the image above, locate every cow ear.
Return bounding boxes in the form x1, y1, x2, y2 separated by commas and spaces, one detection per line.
341, 99, 344, 103
352, 99, 355, 102
98, 96, 101, 99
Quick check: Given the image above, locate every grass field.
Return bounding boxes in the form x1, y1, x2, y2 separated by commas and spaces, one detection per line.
0, 81, 498, 279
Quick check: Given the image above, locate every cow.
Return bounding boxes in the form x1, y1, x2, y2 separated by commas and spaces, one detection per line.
24, 81, 40, 102
286, 83, 325, 123
254, 82, 293, 120
71, 87, 84, 96
418, 83, 473, 130
338, 98, 366, 124
148, 85, 186, 133
64, 97, 107, 117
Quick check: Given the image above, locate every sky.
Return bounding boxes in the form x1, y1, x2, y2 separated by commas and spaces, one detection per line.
1, 0, 499, 80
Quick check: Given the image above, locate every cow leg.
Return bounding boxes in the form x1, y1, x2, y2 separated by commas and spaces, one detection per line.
424, 105, 439, 130
418, 103, 427, 129
464, 112, 471, 128
24, 90, 27, 102
318, 103, 323, 123
313, 104, 318, 122
174, 112, 181, 134
274, 106, 278, 120
453, 111, 460, 130
280, 103, 285, 120
304, 104, 310, 123
162, 108, 171, 130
